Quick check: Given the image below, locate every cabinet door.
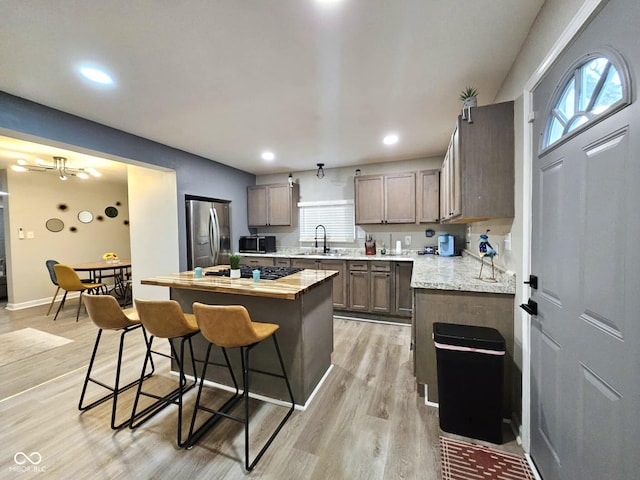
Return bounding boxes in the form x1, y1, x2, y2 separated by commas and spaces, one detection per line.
247, 186, 268, 226
370, 271, 391, 313
320, 259, 347, 309
355, 175, 384, 224
349, 270, 369, 311
267, 184, 292, 226
394, 262, 413, 317
450, 124, 462, 219
440, 154, 450, 221
417, 170, 440, 223
385, 172, 416, 223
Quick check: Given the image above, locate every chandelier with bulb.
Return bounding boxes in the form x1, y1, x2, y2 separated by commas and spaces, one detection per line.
11, 156, 101, 181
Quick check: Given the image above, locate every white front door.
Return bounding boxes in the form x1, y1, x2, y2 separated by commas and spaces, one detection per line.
528, 0, 640, 479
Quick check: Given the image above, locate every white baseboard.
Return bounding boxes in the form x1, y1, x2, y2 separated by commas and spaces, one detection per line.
175, 363, 334, 412
5, 292, 80, 311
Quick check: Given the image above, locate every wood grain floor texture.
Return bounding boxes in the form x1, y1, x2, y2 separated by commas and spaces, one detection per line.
0, 302, 521, 479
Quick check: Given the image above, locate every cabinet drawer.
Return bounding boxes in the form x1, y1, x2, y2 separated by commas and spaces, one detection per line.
349, 261, 369, 271
273, 258, 291, 267
370, 261, 391, 272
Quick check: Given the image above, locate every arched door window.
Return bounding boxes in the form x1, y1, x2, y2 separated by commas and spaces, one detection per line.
542, 50, 631, 150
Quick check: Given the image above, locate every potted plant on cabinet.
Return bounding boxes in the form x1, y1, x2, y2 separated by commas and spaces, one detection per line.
460, 86, 478, 122
229, 254, 242, 278
459, 86, 478, 107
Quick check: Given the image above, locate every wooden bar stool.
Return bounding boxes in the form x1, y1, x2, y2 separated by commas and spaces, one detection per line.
79, 294, 154, 429
187, 302, 295, 471
129, 299, 199, 447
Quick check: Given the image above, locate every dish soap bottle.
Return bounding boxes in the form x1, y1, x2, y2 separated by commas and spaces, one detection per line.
381, 242, 386, 255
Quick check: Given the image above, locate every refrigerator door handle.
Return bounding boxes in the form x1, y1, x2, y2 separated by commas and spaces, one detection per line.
210, 207, 220, 265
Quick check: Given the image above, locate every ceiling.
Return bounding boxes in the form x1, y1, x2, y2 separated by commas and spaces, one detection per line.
0, 0, 544, 176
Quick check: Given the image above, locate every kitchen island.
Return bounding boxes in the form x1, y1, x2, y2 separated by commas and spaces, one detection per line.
141, 266, 338, 406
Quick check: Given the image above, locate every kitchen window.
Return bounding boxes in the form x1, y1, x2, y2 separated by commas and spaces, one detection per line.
298, 200, 355, 243
542, 50, 630, 151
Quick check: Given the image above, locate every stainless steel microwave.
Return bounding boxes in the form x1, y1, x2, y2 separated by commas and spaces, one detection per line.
239, 235, 276, 253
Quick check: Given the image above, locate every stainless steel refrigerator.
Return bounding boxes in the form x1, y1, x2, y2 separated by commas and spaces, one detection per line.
186, 196, 231, 269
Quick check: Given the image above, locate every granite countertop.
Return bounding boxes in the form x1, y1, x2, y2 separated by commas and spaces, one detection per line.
141, 265, 338, 300
242, 249, 516, 295
410, 254, 516, 294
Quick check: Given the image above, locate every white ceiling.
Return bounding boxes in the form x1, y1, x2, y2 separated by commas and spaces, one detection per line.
0, 0, 544, 176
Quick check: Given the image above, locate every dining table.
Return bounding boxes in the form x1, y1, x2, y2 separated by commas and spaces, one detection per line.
72, 259, 132, 305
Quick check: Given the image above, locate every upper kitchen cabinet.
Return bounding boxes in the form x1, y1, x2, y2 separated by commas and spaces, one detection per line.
247, 183, 298, 227
417, 169, 440, 223
440, 101, 514, 223
355, 172, 416, 224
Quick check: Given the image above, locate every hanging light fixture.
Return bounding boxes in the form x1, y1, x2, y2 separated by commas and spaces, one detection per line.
11, 156, 100, 181
316, 163, 325, 179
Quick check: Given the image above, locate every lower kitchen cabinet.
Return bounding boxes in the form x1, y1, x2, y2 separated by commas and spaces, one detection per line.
394, 261, 413, 317
413, 288, 515, 417
370, 262, 391, 313
291, 258, 347, 309
348, 261, 369, 311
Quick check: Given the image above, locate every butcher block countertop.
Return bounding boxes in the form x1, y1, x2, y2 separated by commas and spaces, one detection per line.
141, 265, 338, 300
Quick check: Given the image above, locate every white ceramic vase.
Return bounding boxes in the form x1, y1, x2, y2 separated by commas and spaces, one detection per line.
230, 269, 241, 279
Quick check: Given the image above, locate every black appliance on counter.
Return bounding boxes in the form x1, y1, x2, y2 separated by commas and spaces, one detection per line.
238, 235, 276, 253
206, 265, 302, 280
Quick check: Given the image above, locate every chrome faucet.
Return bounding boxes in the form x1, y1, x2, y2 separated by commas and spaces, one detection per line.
315, 224, 329, 254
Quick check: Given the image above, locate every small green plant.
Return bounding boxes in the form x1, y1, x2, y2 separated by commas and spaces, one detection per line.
459, 86, 478, 101
229, 254, 241, 270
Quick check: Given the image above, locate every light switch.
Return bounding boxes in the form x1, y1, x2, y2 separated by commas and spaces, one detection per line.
27, 231, 35, 239
404, 235, 411, 246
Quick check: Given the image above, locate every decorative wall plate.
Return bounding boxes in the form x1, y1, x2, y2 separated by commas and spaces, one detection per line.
78, 210, 93, 223
105, 206, 119, 218
45, 218, 64, 232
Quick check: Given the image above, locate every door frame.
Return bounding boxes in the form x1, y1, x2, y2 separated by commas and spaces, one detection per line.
520, 0, 606, 456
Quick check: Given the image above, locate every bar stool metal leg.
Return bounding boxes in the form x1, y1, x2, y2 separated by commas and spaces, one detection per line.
78, 324, 155, 429
129, 332, 198, 447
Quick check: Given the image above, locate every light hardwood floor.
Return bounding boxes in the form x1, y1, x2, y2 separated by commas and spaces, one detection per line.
0, 301, 523, 479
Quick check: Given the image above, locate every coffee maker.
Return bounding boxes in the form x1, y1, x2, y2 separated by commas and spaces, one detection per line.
438, 234, 455, 257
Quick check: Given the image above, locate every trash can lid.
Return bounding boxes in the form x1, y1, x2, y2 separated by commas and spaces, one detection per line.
433, 322, 505, 352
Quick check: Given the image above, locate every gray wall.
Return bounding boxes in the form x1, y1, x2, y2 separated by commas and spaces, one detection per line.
0, 91, 255, 271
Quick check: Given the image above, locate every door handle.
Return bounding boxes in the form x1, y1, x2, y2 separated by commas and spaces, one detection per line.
519, 299, 538, 316
524, 274, 538, 289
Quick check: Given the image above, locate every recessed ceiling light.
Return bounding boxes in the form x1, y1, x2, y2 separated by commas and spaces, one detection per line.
383, 134, 399, 145
80, 67, 114, 85
261, 151, 275, 161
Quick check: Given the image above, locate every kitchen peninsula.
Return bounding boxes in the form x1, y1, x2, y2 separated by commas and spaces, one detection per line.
141, 266, 338, 406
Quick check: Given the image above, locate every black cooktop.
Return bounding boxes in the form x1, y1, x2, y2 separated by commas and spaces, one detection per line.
206, 265, 303, 281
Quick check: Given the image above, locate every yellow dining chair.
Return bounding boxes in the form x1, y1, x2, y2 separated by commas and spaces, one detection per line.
53, 264, 105, 321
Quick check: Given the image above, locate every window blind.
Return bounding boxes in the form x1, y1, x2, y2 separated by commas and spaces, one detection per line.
298, 200, 355, 243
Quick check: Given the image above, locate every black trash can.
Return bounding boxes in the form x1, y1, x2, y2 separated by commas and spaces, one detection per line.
434, 322, 505, 444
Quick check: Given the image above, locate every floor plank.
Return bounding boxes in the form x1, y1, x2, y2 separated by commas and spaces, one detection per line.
0, 303, 524, 479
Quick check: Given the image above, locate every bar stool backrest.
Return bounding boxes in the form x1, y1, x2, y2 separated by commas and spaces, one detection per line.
84, 294, 138, 330
192, 303, 262, 348
135, 299, 196, 339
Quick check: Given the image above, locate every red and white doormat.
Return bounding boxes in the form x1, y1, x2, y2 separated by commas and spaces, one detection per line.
440, 436, 535, 480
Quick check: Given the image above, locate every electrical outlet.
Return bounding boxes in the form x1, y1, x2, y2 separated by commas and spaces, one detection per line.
404, 235, 411, 246
504, 233, 512, 251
